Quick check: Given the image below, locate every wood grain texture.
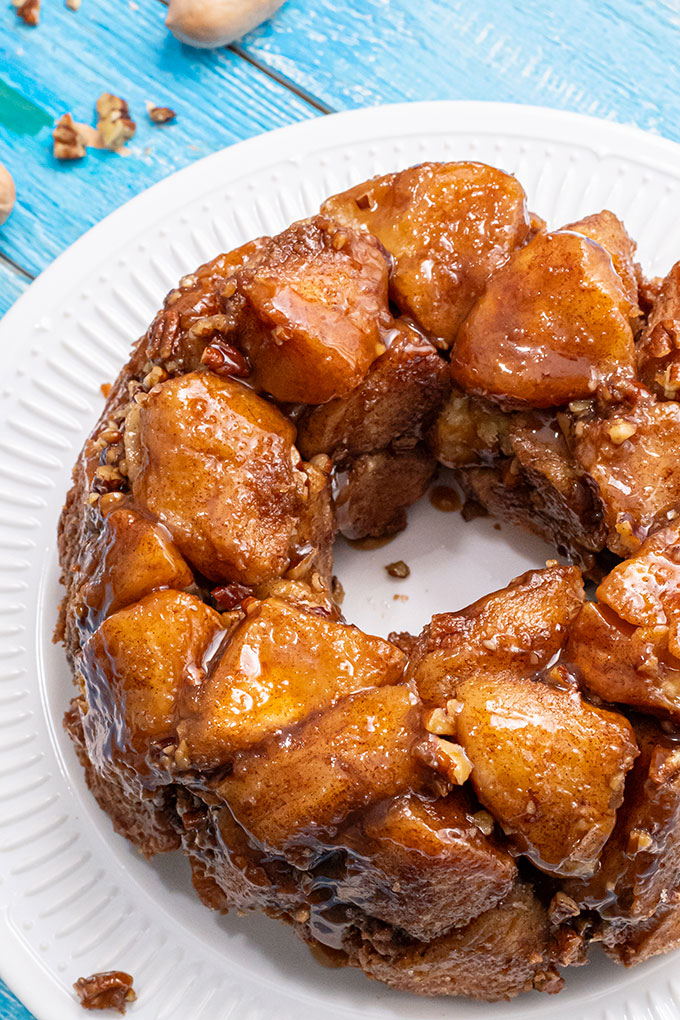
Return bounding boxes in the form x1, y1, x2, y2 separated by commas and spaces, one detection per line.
0, 262, 29, 318
240, 0, 680, 140
0, 981, 28, 1020
0, 0, 317, 280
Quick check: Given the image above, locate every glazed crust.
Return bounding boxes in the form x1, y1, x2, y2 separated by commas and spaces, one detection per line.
57, 159, 680, 1002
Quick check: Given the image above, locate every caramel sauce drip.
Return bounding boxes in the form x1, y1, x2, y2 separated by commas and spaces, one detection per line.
429, 484, 461, 512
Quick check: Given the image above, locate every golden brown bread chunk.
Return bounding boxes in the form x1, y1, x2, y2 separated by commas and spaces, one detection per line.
408, 564, 584, 707
568, 603, 680, 720
564, 717, 680, 922
506, 416, 606, 553
334, 791, 516, 941
567, 524, 680, 718
144, 240, 267, 373
571, 394, 680, 557
322, 161, 531, 345
334, 444, 436, 539
126, 371, 331, 585
431, 388, 514, 467
82, 590, 224, 777
455, 674, 638, 876
216, 683, 436, 851
222, 216, 391, 404
597, 523, 680, 640
78, 499, 193, 628
177, 596, 405, 768
636, 261, 680, 398
450, 230, 637, 407
297, 319, 450, 459
432, 394, 606, 566
562, 210, 640, 314
352, 884, 561, 1000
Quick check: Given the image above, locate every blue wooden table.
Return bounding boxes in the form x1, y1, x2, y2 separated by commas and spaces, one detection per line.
1, 0, 680, 1014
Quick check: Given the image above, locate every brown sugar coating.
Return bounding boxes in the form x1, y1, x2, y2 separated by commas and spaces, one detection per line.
455, 674, 638, 877
57, 159, 680, 1002
82, 589, 224, 778
564, 717, 680, 923
322, 161, 531, 344
126, 371, 332, 585
571, 393, 680, 557
562, 209, 641, 315
408, 564, 584, 706
297, 318, 450, 459
177, 597, 406, 768
215, 683, 439, 852
566, 523, 680, 719
79, 500, 194, 626
334, 790, 517, 941
222, 215, 392, 404
450, 230, 637, 407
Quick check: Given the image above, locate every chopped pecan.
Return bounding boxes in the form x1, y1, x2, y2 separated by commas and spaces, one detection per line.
15, 0, 39, 25
147, 309, 181, 361
211, 581, 253, 611
148, 106, 176, 124
53, 114, 86, 160
92, 464, 125, 494
385, 559, 410, 578
96, 93, 136, 151
201, 338, 250, 378
74, 971, 136, 1013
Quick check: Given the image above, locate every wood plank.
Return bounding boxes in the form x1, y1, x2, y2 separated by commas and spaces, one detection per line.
237, 0, 680, 142
0, 977, 32, 1020
0, 261, 30, 318
0, 0, 318, 278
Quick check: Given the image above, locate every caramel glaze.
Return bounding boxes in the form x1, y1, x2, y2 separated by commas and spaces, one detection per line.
429, 484, 462, 512
57, 161, 680, 1002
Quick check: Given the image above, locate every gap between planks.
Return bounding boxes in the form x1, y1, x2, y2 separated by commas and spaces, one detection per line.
229, 43, 335, 114
0, 252, 34, 282
154, 0, 335, 114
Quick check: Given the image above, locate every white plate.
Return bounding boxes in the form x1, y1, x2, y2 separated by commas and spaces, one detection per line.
2, 101, 680, 1020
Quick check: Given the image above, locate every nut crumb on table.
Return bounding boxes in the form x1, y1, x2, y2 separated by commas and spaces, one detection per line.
385, 559, 410, 578
146, 103, 177, 124
73, 971, 136, 1013
53, 114, 87, 160
96, 93, 136, 151
14, 0, 39, 26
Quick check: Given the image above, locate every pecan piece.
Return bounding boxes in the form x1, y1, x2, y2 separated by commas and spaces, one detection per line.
74, 971, 136, 1013
211, 581, 253, 611
15, 0, 39, 25
148, 106, 176, 124
53, 114, 86, 160
147, 309, 181, 361
96, 93, 136, 151
201, 338, 250, 378
385, 559, 410, 578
